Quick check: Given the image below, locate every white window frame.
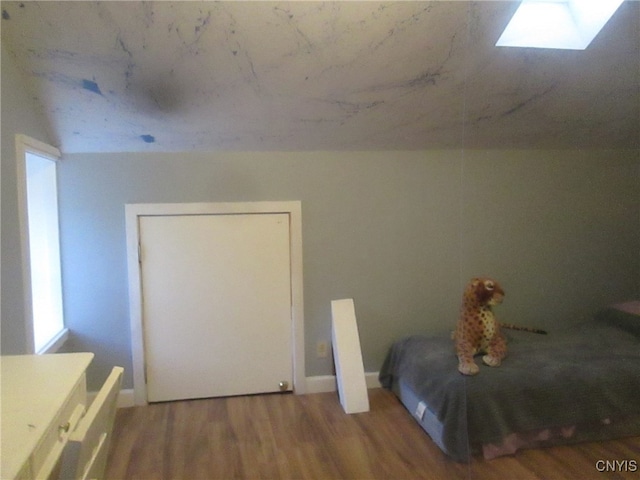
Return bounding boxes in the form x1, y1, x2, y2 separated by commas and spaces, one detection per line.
15, 134, 69, 354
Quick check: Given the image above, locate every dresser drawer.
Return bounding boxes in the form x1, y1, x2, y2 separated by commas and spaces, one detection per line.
31, 374, 87, 479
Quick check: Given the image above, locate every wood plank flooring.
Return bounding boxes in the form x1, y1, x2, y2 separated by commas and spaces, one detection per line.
106, 389, 640, 480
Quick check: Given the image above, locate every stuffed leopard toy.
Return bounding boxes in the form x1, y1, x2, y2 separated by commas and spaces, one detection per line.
453, 277, 546, 376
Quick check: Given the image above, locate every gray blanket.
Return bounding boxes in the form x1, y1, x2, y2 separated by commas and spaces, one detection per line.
379, 308, 640, 461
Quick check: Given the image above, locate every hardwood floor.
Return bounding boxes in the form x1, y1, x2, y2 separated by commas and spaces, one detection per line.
106, 389, 640, 480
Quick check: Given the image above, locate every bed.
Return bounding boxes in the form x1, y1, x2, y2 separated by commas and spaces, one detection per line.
379, 302, 640, 462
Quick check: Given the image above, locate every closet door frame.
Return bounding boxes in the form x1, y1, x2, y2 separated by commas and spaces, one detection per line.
125, 201, 305, 405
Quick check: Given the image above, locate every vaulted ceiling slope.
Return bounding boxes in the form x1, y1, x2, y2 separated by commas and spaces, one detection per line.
1, 1, 638, 153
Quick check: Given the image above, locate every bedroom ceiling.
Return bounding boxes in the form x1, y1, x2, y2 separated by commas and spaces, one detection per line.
1, 1, 639, 153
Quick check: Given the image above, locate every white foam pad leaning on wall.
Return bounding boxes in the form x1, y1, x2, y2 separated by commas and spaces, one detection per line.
331, 298, 370, 414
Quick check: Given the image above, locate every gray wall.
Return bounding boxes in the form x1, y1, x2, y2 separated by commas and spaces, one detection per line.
56, 150, 639, 390
1, 43, 54, 354
3, 46, 639, 391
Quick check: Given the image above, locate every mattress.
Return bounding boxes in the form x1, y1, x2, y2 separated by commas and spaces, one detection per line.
379, 305, 640, 461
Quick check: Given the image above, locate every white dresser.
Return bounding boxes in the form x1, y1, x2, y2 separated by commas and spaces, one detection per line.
1, 353, 94, 480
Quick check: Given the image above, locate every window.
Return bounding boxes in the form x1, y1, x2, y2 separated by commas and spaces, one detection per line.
496, 0, 624, 50
16, 134, 68, 354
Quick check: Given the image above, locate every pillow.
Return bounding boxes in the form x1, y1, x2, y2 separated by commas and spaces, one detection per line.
610, 301, 640, 316
595, 301, 640, 337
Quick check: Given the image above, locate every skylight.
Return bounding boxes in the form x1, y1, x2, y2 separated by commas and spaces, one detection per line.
496, 0, 625, 50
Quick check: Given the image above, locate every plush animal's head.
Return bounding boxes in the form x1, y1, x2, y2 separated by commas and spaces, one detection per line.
465, 277, 504, 307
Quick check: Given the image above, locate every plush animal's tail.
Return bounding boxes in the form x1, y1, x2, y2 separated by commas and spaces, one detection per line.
499, 322, 547, 335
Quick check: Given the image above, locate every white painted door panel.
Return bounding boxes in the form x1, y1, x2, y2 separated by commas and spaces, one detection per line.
140, 213, 292, 402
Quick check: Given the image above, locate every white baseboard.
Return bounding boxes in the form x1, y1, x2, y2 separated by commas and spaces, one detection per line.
304, 375, 337, 394
305, 372, 380, 394
98, 375, 380, 407
88, 388, 135, 409
116, 388, 136, 408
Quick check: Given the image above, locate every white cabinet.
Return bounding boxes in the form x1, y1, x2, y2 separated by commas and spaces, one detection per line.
1, 353, 94, 479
